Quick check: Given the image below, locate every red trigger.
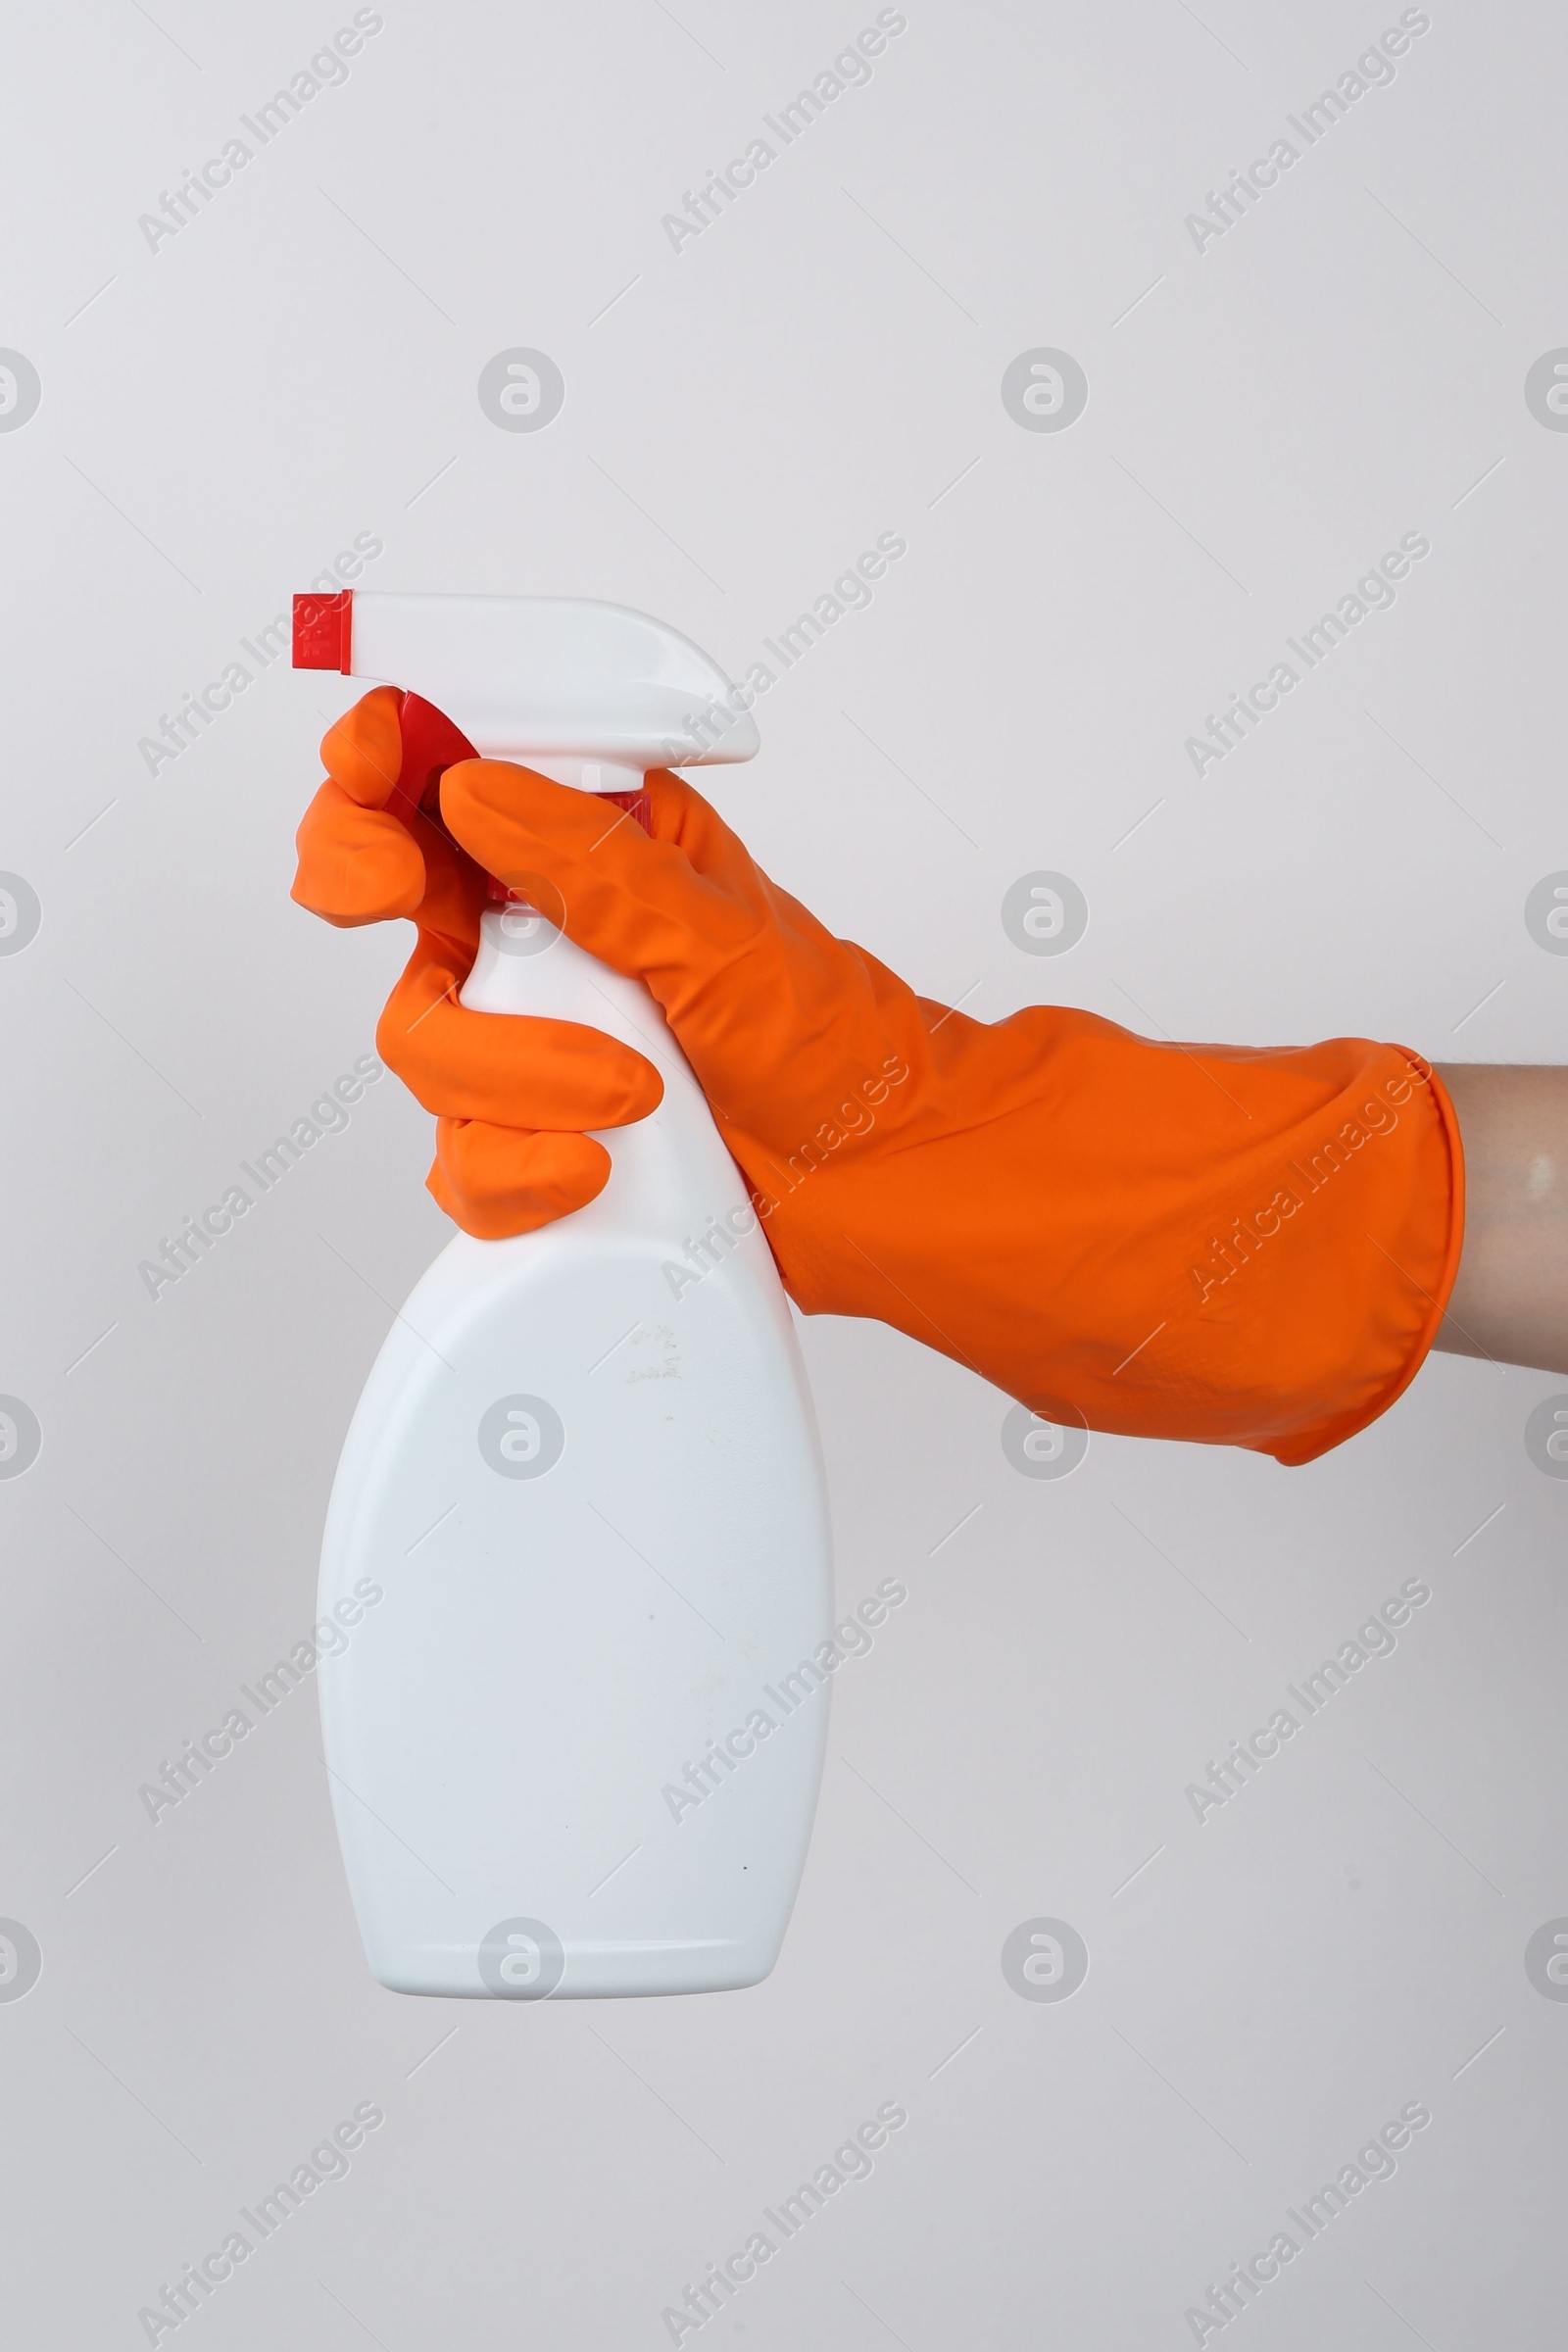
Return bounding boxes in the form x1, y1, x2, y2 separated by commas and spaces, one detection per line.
387, 692, 480, 841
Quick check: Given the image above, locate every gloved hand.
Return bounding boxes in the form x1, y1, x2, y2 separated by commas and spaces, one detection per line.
291, 685, 661, 1236
293, 691, 1463, 1466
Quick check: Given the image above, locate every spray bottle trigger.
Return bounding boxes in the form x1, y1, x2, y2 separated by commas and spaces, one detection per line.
387, 689, 653, 906
386, 691, 481, 841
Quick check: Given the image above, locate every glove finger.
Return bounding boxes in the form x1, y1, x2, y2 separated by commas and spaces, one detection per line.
427, 1119, 611, 1239
439, 757, 908, 1131
292, 780, 425, 925
640, 765, 859, 981
641, 768, 810, 911
321, 684, 406, 808
438, 759, 763, 1005
378, 951, 663, 1128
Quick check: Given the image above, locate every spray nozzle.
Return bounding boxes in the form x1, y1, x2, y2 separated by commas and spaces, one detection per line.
294, 590, 354, 672
293, 589, 756, 906
291, 590, 760, 777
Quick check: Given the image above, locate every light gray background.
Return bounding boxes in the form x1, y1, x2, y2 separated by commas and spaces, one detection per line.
3, 1, 1565, 2343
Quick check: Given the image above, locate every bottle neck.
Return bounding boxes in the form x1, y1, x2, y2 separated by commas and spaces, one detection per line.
513, 753, 646, 796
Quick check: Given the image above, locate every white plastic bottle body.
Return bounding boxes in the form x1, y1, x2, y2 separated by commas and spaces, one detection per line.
317, 904, 834, 1997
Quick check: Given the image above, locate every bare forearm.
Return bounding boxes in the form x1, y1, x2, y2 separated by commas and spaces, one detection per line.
1433, 1064, 1568, 1373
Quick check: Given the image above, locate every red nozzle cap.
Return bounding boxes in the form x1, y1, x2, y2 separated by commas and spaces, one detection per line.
292, 590, 353, 671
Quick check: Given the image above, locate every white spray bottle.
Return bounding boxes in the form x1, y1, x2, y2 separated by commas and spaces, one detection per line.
293, 590, 833, 1998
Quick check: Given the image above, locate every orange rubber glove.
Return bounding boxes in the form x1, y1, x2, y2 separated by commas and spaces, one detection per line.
293, 691, 1464, 1466
290, 685, 662, 1235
